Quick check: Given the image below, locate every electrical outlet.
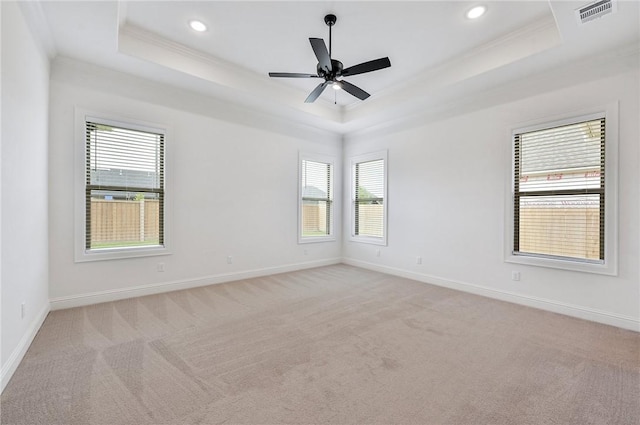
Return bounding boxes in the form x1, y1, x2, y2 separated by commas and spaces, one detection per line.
304, 249, 308, 255
512, 271, 521, 281
227, 256, 233, 264
157, 263, 165, 272
376, 249, 381, 257
21, 302, 25, 319
416, 256, 422, 265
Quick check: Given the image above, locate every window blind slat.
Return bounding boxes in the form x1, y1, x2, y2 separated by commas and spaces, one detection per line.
300, 159, 333, 238
86, 121, 165, 250
355, 159, 385, 238
514, 118, 604, 262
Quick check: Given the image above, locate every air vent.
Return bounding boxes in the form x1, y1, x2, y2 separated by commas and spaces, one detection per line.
575, 0, 617, 24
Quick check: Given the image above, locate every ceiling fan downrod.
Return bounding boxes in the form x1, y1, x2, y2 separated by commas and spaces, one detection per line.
324, 14, 336, 57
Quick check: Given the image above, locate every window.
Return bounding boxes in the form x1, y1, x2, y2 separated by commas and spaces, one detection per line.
508, 107, 618, 275
350, 151, 387, 245
299, 154, 334, 242
76, 111, 168, 261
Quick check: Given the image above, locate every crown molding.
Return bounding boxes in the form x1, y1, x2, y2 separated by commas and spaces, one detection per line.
117, 23, 343, 126
344, 14, 562, 125
345, 42, 639, 141
17, 1, 57, 59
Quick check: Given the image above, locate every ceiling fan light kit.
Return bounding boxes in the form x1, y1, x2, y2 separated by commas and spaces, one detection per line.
268, 14, 392, 103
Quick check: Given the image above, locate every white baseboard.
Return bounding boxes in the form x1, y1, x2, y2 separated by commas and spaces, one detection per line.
342, 258, 640, 332
50, 258, 342, 310
1, 302, 50, 394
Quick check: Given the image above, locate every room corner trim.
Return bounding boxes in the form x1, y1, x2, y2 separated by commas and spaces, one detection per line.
342, 257, 640, 332
1, 303, 50, 394
49, 258, 342, 310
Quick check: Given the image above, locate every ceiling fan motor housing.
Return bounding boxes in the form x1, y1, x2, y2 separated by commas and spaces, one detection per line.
317, 59, 344, 80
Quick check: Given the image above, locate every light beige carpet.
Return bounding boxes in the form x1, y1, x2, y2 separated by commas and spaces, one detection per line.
1, 265, 639, 424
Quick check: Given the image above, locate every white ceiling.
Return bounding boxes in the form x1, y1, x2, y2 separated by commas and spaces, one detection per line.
27, 1, 640, 134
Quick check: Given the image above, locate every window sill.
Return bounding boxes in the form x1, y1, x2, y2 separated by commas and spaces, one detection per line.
299, 236, 336, 244
349, 235, 387, 246
75, 245, 171, 263
506, 253, 616, 276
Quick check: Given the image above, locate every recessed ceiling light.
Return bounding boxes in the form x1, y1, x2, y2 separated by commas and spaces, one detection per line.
189, 20, 207, 32
466, 5, 487, 20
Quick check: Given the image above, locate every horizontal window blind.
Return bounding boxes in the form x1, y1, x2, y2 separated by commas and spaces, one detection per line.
301, 159, 333, 237
85, 121, 165, 250
355, 159, 384, 238
514, 118, 604, 262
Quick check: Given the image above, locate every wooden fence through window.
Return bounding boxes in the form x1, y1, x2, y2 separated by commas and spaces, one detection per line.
90, 199, 159, 245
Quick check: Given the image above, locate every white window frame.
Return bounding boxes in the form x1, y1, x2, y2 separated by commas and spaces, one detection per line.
505, 104, 618, 275
350, 150, 388, 246
74, 108, 171, 262
298, 152, 336, 244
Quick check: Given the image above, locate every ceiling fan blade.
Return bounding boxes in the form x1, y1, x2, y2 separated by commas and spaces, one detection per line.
305, 81, 331, 103
338, 80, 370, 101
309, 38, 332, 73
342, 57, 391, 77
268, 72, 320, 78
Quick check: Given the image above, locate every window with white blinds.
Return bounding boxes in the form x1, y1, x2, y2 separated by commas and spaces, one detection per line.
351, 151, 387, 245
85, 118, 165, 252
513, 117, 605, 263
299, 155, 334, 242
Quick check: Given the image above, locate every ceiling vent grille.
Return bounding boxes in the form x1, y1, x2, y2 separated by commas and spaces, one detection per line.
575, 0, 617, 24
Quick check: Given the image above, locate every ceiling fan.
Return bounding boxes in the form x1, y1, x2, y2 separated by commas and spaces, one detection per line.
268, 14, 391, 103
